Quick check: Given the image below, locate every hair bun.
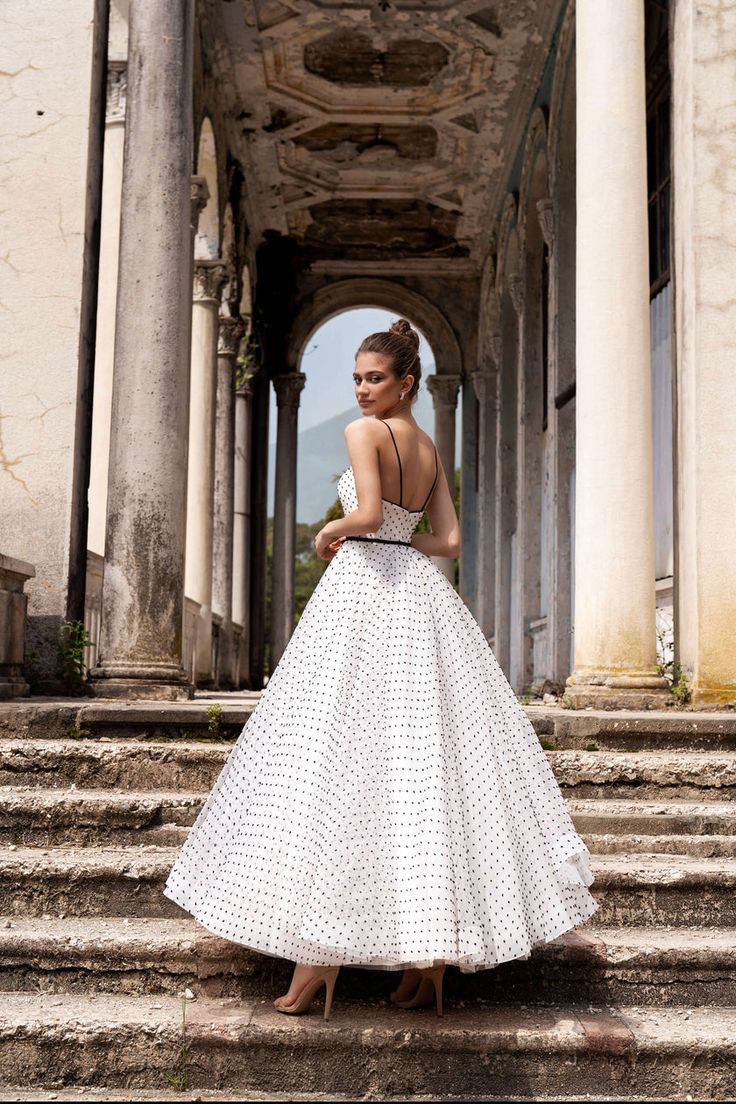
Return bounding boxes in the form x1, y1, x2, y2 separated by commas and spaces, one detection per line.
389, 318, 420, 353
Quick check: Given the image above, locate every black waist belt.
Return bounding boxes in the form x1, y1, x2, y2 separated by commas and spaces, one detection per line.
343, 536, 412, 547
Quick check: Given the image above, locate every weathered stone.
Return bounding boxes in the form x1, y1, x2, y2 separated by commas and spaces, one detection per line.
0, 556, 35, 700
1, 994, 735, 1099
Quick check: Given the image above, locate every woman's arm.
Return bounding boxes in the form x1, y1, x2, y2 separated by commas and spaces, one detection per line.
410, 458, 461, 559
315, 421, 384, 557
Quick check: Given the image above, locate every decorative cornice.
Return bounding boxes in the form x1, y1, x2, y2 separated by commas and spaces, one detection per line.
190, 176, 210, 236
273, 372, 307, 409
425, 373, 462, 411
218, 315, 244, 358
536, 197, 555, 251
106, 61, 127, 125
193, 260, 227, 303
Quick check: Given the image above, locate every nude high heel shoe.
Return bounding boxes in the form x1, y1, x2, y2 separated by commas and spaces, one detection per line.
274, 965, 341, 1021
389, 967, 422, 1004
395, 964, 446, 1016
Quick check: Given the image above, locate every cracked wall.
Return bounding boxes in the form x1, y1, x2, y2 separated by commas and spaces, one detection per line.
0, 0, 99, 679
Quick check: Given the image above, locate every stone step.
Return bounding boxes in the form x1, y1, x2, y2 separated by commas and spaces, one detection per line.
0, 787, 200, 846
568, 797, 736, 834
3, 741, 736, 800
583, 833, 736, 856
2, 846, 736, 928
7, 787, 736, 850
0, 992, 734, 1099
0, 699, 258, 743
1, 917, 734, 1008
551, 749, 736, 800
526, 706, 736, 752
4, 702, 736, 752
0, 740, 232, 792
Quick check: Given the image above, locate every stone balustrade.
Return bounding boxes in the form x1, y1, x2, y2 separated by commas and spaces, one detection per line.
0, 553, 35, 700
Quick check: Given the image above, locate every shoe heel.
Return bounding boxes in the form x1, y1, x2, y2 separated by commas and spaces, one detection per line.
323, 966, 339, 1021
431, 966, 444, 1017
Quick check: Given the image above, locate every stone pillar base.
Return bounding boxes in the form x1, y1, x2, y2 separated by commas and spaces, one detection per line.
565, 667, 671, 711
690, 687, 736, 709
89, 662, 192, 701
0, 676, 30, 701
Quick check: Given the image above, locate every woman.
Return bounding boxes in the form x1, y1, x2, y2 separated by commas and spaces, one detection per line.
163, 318, 599, 1020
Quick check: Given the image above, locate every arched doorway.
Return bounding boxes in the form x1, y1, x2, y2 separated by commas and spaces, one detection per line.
266, 289, 464, 676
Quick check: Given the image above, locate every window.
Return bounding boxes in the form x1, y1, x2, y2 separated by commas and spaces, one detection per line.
646, 0, 671, 296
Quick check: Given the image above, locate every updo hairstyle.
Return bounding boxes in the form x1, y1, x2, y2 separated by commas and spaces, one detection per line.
355, 318, 421, 402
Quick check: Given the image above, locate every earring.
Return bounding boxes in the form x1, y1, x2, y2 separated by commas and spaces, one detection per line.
399, 391, 405, 401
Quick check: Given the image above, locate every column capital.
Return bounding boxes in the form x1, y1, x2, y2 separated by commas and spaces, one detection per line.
426, 373, 462, 412
193, 260, 228, 303
106, 61, 127, 125
190, 175, 210, 236
507, 273, 525, 317
273, 372, 307, 409
536, 197, 555, 251
218, 315, 244, 359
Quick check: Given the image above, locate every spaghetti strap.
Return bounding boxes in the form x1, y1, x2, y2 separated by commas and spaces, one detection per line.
420, 444, 439, 513
382, 421, 403, 508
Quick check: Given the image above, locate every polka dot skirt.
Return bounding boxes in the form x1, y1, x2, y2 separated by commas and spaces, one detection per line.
163, 465, 599, 972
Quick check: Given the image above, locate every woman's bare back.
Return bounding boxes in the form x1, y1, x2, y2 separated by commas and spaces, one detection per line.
375, 417, 438, 513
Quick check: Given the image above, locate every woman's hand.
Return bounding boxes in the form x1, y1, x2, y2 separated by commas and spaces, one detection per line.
314, 528, 344, 561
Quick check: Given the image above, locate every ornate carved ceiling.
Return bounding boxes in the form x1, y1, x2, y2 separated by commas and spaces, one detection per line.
203, 0, 563, 271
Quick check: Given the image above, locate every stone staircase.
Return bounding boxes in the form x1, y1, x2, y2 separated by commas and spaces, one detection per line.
1, 700, 735, 1100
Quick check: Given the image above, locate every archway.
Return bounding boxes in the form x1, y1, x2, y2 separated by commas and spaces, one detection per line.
267, 291, 463, 675
270, 307, 441, 528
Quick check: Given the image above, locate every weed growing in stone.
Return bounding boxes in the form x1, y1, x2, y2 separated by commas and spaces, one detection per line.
670, 663, 693, 706
56, 619, 94, 695
64, 724, 92, 740
163, 997, 192, 1092
206, 702, 223, 738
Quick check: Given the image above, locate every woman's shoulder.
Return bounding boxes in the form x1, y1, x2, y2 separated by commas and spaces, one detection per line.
344, 417, 391, 443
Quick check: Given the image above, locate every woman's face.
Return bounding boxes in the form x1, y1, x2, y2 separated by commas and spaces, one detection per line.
353, 352, 411, 415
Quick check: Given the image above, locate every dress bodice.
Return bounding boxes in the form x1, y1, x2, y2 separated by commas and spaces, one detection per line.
336, 466, 424, 543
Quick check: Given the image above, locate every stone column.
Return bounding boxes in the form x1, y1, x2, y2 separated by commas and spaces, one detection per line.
89, 0, 195, 700
233, 362, 260, 688
184, 260, 227, 687
270, 372, 307, 670
470, 359, 498, 643
426, 374, 462, 584
566, 0, 669, 707
212, 314, 243, 689
249, 371, 270, 687
88, 61, 126, 558
672, 0, 736, 705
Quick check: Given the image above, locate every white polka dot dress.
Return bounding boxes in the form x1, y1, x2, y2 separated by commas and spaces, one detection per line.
163, 429, 599, 972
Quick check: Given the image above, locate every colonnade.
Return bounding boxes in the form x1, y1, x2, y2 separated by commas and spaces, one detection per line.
468, 0, 669, 706
83, 0, 736, 706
